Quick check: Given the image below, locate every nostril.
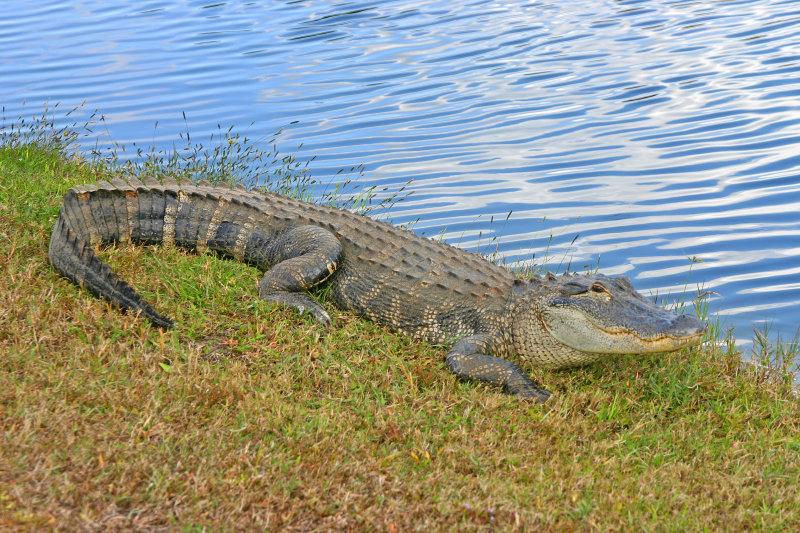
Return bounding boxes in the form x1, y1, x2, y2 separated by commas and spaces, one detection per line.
673, 314, 705, 335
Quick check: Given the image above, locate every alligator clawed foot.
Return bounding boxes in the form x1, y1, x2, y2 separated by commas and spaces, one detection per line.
445, 340, 552, 402
258, 289, 331, 326
511, 384, 553, 403
303, 305, 332, 326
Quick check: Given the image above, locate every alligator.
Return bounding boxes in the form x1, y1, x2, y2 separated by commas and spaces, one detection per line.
49, 177, 705, 401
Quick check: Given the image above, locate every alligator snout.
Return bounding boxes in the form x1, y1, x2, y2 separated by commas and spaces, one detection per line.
669, 313, 706, 339
640, 312, 705, 341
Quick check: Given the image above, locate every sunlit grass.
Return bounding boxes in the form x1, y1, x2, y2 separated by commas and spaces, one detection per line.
1, 110, 799, 530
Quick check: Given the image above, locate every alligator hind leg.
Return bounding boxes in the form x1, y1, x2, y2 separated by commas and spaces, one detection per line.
258, 225, 343, 325
445, 333, 552, 402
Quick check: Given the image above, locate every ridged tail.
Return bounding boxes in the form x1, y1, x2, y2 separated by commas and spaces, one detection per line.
48, 185, 175, 329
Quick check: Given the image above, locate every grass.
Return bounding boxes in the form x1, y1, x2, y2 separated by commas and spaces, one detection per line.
1, 113, 800, 531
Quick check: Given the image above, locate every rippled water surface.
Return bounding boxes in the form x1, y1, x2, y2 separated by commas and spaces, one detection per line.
3, 0, 800, 347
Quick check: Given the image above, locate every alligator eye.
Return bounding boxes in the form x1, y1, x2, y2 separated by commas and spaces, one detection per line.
590, 282, 611, 295
559, 282, 588, 296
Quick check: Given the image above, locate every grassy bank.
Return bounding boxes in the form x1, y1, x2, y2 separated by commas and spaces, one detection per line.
1, 124, 799, 531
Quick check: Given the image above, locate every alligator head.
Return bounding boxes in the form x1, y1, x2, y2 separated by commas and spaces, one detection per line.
511, 272, 705, 368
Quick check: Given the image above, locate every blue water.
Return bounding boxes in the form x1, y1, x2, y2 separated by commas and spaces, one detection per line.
3, 0, 800, 350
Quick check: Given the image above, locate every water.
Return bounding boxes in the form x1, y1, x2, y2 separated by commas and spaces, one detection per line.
3, 0, 800, 350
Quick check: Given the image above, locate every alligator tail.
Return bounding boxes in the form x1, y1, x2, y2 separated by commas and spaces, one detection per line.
48, 183, 175, 329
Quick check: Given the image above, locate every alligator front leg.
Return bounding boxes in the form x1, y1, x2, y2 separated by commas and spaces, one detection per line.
258, 225, 343, 325
445, 333, 552, 402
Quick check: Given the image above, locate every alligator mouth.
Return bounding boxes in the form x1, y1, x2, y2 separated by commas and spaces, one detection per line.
595, 326, 706, 353
543, 307, 706, 355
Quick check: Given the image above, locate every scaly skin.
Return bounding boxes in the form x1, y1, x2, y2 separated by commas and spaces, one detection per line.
49, 177, 705, 401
